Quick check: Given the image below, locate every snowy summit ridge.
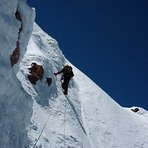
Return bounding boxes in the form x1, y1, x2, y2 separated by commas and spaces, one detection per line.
0, 0, 148, 148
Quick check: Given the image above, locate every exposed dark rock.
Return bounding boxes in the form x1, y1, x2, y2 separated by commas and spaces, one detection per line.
10, 10, 23, 66
10, 41, 20, 66
131, 108, 139, 113
28, 63, 44, 85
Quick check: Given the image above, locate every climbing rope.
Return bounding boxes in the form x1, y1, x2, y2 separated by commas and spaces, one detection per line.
65, 95, 87, 135
32, 111, 50, 148
32, 97, 68, 148
63, 99, 67, 148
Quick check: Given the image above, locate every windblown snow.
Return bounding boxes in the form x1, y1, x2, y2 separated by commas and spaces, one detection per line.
0, 0, 148, 148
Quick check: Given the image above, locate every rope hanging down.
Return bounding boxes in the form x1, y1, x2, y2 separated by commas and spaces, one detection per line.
63, 99, 67, 148
65, 95, 87, 135
32, 100, 68, 148
33, 112, 50, 148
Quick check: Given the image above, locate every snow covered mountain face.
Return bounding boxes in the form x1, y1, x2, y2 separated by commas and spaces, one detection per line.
0, 0, 148, 148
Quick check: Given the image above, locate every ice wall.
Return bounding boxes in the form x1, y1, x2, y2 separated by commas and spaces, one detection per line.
0, 0, 35, 147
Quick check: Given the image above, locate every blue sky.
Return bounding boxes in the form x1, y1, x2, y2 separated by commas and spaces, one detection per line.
27, 0, 148, 110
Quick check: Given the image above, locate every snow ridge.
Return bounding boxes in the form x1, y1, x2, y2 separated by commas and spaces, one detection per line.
0, 0, 148, 148
19, 23, 148, 148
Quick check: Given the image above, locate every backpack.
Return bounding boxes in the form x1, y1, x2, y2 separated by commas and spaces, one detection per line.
63, 65, 74, 78
67, 66, 74, 78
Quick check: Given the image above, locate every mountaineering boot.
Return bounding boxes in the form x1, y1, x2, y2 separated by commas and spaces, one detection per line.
63, 91, 68, 95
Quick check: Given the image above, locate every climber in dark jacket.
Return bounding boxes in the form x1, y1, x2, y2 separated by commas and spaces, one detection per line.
54, 65, 74, 95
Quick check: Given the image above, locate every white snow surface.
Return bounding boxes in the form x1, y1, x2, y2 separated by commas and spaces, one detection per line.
0, 0, 35, 148
0, 0, 148, 148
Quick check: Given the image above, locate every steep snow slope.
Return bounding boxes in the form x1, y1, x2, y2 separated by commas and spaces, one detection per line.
18, 23, 91, 148
18, 23, 148, 148
0, 0, 148, 148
